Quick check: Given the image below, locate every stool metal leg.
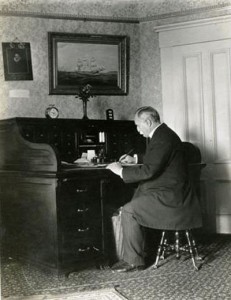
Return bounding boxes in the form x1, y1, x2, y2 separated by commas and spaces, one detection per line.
175, 231, 180, 259
153, 230, 166, 268
190, 231, 203, 261
160, 237, 168, 260
185, 230, 199, 271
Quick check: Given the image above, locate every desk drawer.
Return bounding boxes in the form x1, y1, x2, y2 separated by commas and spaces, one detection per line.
60, 179, 100, 200
61, 225, 102, 243
61, 236, 102, 262
60, 195, 101, 212
61, 215, 102, 234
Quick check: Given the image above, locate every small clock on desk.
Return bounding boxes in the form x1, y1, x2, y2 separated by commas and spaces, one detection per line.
45, 105, 59, 119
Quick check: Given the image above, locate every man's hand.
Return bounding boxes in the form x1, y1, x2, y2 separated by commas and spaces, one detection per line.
106, 162, 123, 176
119, 154, 135, 164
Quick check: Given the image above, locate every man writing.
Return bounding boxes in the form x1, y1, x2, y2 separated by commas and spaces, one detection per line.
106, 106, 202, 272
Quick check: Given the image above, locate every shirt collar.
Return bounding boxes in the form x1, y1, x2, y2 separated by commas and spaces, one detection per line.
149, 123, 161, 138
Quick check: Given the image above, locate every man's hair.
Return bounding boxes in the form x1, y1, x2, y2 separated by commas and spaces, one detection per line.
135, 106, 160, 123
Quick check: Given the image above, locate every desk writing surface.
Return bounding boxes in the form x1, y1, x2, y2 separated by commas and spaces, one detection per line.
61, 163, 106, 169
61, 161, 141, 171
59, 162, 142, 180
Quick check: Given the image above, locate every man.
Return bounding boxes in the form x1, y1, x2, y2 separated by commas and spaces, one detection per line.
106, 106, 202, 272
8, 51, 28, 74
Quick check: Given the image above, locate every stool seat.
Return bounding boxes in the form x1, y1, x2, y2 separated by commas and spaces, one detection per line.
150, 229, 203, 271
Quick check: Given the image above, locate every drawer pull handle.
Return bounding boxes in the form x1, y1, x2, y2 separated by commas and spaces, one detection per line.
77, 208, 89, 213
78, 246, 91, 252
78, 227, 89, 232
76, 189, 87, 193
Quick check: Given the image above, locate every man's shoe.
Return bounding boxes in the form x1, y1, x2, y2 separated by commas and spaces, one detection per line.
111, 260, 145, 273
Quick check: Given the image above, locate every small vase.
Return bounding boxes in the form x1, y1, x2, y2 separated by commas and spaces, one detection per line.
82, 100, 89, 120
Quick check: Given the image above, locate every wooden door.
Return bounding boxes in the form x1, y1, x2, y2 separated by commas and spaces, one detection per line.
158, 18, 231, 233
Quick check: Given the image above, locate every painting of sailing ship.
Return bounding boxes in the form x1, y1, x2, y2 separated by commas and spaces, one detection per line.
48, 33, 128, 95
57, 43, 118, 88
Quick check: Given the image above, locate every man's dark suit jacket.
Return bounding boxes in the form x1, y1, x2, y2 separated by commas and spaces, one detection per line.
122, 123, 202, 230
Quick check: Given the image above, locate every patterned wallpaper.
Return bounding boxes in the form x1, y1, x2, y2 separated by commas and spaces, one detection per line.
0, 18, 141, 120
0, 0, 231, 121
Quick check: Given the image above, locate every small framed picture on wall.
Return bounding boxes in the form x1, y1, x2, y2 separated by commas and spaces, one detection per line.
2, 42, 33, 81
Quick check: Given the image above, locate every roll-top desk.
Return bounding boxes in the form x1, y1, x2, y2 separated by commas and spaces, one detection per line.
0, 118, 146, 276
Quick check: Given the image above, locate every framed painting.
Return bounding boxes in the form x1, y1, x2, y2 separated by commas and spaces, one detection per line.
48, 32, 129, 95
2, 42, 33, 81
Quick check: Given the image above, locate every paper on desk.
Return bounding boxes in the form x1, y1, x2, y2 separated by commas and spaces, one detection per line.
74, 152, 90, 164
74, 158, 90, 164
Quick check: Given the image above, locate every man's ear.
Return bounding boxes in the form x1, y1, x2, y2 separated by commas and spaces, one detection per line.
145, 118, 152, 127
